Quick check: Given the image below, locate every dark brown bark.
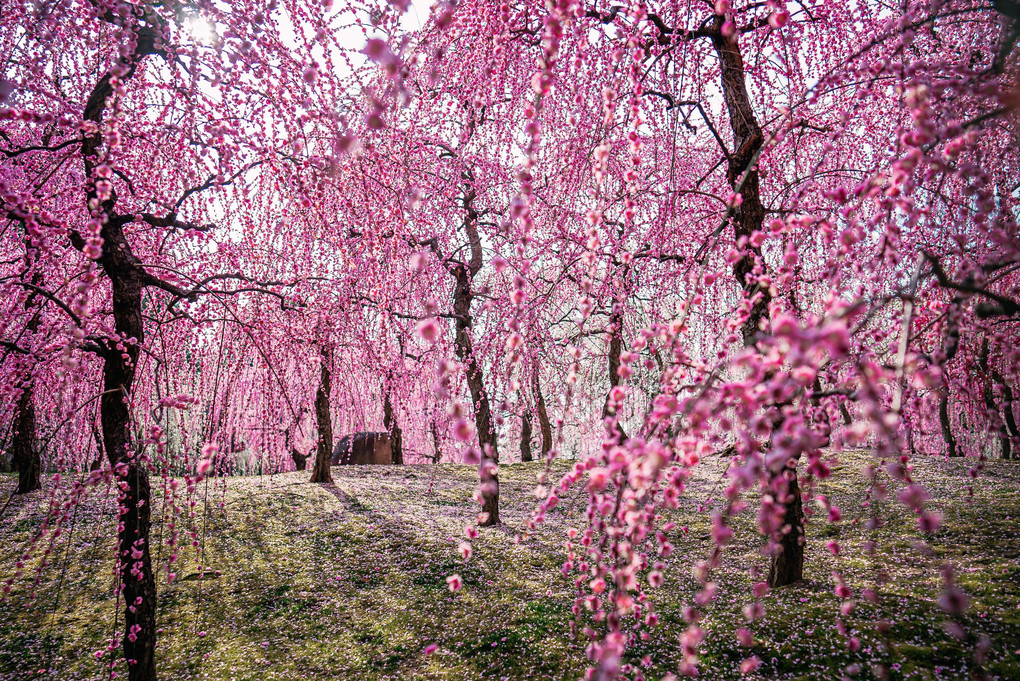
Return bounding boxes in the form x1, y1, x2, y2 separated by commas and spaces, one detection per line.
979, 341, 1011, 459
533, 366, 553, 458
711, 21, 771, 348
939, 300, 962, 457
430, 420, 443, 463
383, 389, 403, 465
10, 379, 40, 494
80, 27, 163, 681
520, 413, 533, 462
96, 242, 157, 681
310, 345, 334, 483
287, 428, 307, 471
10, 256, 43, 493
767, 470, 805, 588
90, 418, 105, 471
991, 368, 1019, 459
437, 177, 499, 525
601, 304, 628, 442
710, 19, 800, 586
453, 264, 500, 525
939, 394, 959, 457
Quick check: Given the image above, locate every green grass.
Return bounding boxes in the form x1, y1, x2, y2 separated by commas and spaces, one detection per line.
0, 452, 1018, 680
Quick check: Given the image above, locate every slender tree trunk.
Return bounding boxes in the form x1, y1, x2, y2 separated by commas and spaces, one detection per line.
767, 469, 805, 588
10, 381, 40, 494
939, 394, 959, 457
991, 368, 1019, 459
11, 273, 42, 494
286, 428, 307, 471
938, 298, 962, 457
533, 365, 553, 458
601, 303, 628, 441
979, 340, 1011, 459
310, 345, 333, 483
520, 413, 533, 463
90, 418, 105, 471
839, 402, 853, 427
430, 420, 442, 463
711, 22, 771, 348
453, 265, 499, 525
905, 414, 918, 457
442, 176, 500, 525
383, 389, 403, 465
711, 18, 801, 586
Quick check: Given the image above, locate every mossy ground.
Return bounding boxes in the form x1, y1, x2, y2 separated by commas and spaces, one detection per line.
0, 452, 1017, 680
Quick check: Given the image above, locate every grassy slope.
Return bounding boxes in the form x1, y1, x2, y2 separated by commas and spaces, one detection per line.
0, 452, 1017, 681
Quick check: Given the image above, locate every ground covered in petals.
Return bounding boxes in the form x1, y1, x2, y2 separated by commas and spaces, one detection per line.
1, 453, 1018, 680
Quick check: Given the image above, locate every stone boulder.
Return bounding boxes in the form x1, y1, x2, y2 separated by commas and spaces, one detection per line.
331, 432, 395, 465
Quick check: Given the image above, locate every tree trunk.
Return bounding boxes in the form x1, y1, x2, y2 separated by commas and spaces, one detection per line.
601, 303, 628, 442
310, 345, 333, 483
81, 30, 163, 678
937, 298, 962, 457
11, 272, 42, 494
520, 413, 533, 462
10, 381, 40, 494
98, 263, 156, 681
445, 176, 500, 525
534, 366, 553, 458
430, 420, 442, 463
711, 21, 771, 348
979, 340, 1011, 459
383, 389, 403, 465
991, 368, 1019, 459
767, 470, 805, 588
453, 265, 499, 525
711, 18, 801, 586
288, 427, 307, 471
939, 393, 959, 457
90, 418, 105, 471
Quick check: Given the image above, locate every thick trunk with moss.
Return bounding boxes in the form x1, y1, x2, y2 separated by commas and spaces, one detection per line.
310, 345, 334, 483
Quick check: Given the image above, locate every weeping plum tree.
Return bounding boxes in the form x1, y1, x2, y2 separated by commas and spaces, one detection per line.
1, 0, 344, 677
400, 0, 1018, 676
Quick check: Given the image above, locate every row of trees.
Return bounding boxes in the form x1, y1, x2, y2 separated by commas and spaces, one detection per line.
2, 0, 1018, 679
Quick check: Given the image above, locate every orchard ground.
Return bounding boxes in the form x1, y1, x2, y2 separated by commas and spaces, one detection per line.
1, 451, 1018, 681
